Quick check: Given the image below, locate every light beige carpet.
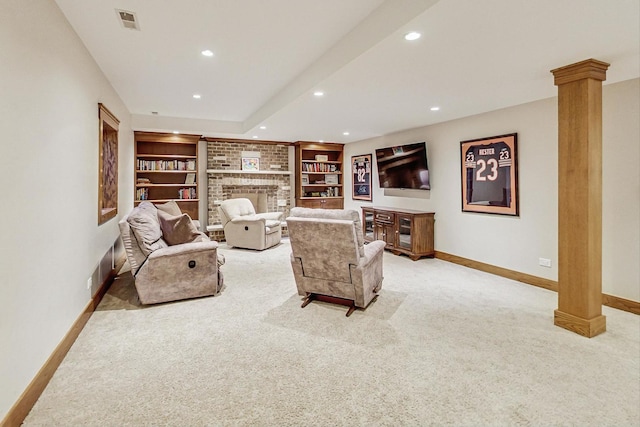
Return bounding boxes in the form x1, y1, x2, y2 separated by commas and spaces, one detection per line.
23, 240, 639, 426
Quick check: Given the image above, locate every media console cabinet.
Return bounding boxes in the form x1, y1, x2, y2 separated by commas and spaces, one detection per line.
362, 207, 435, 260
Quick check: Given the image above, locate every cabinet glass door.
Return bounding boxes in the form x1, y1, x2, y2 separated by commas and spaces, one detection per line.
397, 216, 412, 250
363, 210, 374, 240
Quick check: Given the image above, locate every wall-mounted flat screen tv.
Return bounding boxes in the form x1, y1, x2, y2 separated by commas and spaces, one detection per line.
375, 142, 430, 190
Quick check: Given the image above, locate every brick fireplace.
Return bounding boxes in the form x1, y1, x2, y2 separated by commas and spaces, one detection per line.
205, 138, 292, 240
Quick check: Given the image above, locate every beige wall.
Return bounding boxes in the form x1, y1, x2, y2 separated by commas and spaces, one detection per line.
602, 79, 640, 301
345, 78, 640, 302
0, 0, 133, 418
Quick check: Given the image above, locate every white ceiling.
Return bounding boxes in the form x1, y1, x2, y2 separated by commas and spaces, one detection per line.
54, 0, 640, 143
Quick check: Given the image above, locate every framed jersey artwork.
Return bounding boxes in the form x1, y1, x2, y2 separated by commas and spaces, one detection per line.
352, 154, 372, 201
460, 133, 518, 216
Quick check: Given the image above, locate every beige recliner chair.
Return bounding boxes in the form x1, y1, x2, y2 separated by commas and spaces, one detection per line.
119, 201, 223, 305
286, 207, 386, 316
218, 198, 283, 250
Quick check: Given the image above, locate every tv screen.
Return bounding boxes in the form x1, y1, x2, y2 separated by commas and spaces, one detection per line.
375, 142, 430, 190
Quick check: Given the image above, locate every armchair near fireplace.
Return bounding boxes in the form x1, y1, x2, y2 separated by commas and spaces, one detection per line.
218, 198, 283, 250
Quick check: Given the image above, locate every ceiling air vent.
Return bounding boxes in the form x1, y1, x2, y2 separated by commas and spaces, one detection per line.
116, 9, 140, 30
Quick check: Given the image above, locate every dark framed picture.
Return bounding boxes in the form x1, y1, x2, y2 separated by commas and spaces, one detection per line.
460, 133, 518, 216
352, 154, 372, 201
98, 103, 119, 225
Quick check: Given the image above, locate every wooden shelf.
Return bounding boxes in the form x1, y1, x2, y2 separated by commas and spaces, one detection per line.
136, 183, 197, 187
136, 170, 196, 173
302, 160, 342, 164
302, 171, 342, 175
134, 131, 201, 220
300, 196, 342, 200
295, 141, 344, 209
136, 198, 199, 203
136, 154, 196, 160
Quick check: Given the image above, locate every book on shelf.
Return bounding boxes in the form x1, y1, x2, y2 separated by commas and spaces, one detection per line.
136, 188, 149, 201
303, 162, 335, 173
137, 159, 196, 171
185, 173, 196, 184
178, 188, 197, 199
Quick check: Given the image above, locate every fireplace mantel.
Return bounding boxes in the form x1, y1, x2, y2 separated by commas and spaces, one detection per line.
206, 169, 291, 175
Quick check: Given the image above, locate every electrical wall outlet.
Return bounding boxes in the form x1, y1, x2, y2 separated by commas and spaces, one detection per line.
539, 258, 552, 268
86, 276, 92, 290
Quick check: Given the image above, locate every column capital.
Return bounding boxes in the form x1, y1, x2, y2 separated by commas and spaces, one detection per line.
551, 58, 610, 86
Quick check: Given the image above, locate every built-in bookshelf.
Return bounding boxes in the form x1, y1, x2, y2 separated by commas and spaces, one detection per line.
294, 141, 344, 209
134, 131, 200, 219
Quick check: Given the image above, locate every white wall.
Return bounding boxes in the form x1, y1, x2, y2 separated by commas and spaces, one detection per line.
602, 79, 640, 301
0, 0, 133, 419
345, 78, 639, 302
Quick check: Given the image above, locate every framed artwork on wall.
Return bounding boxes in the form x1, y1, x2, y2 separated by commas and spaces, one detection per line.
98, 103, 119, 225
352, 154, 372, 201
460, 133, 518, 216
241, 157, 260, 171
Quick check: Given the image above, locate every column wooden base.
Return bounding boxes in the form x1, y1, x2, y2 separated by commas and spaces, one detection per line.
554, 309, 606, 338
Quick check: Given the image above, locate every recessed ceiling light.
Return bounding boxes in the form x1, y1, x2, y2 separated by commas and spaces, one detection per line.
404, 31, 421, 41
193, 94, 201, 99
430, 106, 440, 111
173, 131, 180, 134
201, 50, 214, 57
343, 131, 350, 136
259, 126, 266, 130
313, 91, 324, 97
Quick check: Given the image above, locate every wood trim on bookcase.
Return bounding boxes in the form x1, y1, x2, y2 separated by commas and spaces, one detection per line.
202, 136, 294, 146
434, 251, 639, 315
134, 131, 201, 143
0, 255, 126, 427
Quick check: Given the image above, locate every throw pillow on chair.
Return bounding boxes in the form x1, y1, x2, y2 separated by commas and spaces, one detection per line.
157, 210, 206, 246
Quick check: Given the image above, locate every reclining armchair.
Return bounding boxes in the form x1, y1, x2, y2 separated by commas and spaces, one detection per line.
119, 201, 223, 305
218, 198, 283, 250
286, 207, 386, 316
